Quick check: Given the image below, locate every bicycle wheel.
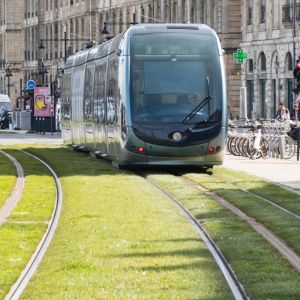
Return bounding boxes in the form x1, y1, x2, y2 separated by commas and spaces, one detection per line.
284, 136, 296, 159
260, 137, 270, 159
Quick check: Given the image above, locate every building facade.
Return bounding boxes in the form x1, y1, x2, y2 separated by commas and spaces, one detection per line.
241, 0, 298, 119
0, 0, 23, 105
0, 0, 243, 115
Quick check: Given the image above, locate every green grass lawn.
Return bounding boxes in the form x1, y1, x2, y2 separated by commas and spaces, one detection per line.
0, 149, 56, 299
0, 150, 17, 208
149, 172, 300, 299
184, 168, 300, 256
19, 147, 233, 300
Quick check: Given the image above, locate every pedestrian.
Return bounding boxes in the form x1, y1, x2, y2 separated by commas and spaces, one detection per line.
290, 104, 300, 121
275, 102, 290, 121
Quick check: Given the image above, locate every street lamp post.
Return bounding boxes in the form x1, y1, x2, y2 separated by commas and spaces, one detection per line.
38, 62, 48, 86
5, 66, 13, 98
101, 13, 137, 35
38, 35, 92, 63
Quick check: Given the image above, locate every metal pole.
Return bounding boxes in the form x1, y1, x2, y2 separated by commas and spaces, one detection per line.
293, 0, 296, 63
297, 126, 300, 161
7, 76, 10, 98
64, 31, 67, 63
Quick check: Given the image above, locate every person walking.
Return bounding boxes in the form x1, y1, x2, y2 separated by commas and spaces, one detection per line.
290, 104, 300, 122
276, 102, 290, 121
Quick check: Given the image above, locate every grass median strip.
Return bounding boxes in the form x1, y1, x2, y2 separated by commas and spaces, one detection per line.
20, 147, 233, 300
0, 149, 56, 299
185, 168, 300, 256
149, 173, 300, 299
0, 150, 17, 208
210, 167, 300, 215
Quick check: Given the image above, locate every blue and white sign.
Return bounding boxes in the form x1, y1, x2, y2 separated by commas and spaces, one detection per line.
26, 80, 36, 90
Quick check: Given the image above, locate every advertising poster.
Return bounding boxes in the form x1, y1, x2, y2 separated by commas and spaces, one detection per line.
34, 86, 53, 117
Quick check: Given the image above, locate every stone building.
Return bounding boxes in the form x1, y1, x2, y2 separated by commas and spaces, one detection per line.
0, 0, 243, 115
23, 0, 97, 93
241, 0, 298, 119
0, 0, 23, 106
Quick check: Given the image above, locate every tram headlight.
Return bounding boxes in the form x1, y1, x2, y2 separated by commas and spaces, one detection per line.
172, 132, 183, 142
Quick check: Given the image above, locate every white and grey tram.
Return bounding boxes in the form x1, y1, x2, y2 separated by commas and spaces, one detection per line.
61, 23, 227, 167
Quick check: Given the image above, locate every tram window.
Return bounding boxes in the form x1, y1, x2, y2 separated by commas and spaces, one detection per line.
62, 73, 71, 120
107, 57, 119, 124
84, 67, 94, 122
94, 61, 107, 124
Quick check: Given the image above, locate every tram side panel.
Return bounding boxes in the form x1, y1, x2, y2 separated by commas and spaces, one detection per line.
71, 66, 85, 147
93, 59, 108, 156
61, 71, 72, 144
83, 62, 95, 151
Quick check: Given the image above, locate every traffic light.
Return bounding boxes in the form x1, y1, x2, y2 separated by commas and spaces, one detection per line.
293, 59, 300, 94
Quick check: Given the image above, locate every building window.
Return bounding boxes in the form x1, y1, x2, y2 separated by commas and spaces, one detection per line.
247, 7, 252, 25
260, 0, 265, 24
248, 59, 254, 72
260, 52, 267, 71
286, 52, 293, 71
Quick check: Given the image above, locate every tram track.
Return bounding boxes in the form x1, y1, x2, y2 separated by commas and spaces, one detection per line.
227, 183, 300, 221
138, 168, 300, 298
0, 149, 25, 226
138, 171, 249, 300
5, 150, 63, 300
180, 175, 300, 272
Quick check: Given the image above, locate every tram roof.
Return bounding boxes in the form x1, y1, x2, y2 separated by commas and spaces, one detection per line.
126, 23, 216, 35
65, 23, 218, 68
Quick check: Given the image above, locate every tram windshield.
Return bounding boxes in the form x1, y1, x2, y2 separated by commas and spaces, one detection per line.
130, 32, 223, 124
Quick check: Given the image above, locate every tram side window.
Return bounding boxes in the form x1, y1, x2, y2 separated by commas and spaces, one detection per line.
62, 73, 71, 120
84, 66, 94, 122
107, 56, 119, 124
94, 61, 107, 124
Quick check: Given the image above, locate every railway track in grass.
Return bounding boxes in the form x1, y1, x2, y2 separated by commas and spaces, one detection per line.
0, 149, 25, 226
137, 171, 249, 300
137, 168, 300, 299
4, 150, 63, 300
180, 175, 300, 272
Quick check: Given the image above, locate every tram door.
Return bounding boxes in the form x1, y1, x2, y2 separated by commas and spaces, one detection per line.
105, 55, 118, 159
83, 63, 95, 150
71, 67, 85, 146
93, 61, 107, 155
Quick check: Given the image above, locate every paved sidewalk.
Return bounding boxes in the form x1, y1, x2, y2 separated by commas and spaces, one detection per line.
223, 154, 300, 194
0, 131, 63, 146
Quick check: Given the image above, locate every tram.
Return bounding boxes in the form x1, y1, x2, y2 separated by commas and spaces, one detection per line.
61, 23, 227, 167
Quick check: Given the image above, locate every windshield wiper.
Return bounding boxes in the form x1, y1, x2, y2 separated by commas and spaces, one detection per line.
182, 95, 212, 124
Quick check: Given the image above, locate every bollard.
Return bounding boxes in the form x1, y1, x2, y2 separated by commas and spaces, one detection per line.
297, 127, 300, 162
42, 118, 45, 135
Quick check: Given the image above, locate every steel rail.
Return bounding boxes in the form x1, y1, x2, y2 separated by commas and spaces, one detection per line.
182, 176, 300, 273
0, 149, 25, 226
233, 184, 300, 220
140, 173, 249, 300
5, 150, 63, 300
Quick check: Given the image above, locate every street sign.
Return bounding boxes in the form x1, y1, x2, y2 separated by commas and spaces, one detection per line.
26, 79, 36, 90
233, 49, 248, 63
